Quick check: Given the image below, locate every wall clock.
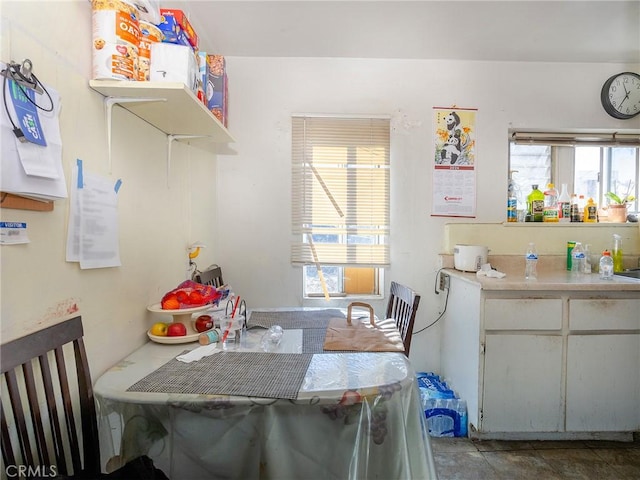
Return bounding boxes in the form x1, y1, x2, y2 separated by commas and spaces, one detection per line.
600, 72, 640, 119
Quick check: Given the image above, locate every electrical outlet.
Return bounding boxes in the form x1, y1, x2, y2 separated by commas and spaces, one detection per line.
439, 272, 450, 291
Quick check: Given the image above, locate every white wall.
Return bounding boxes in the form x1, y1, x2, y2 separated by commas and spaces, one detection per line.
1, 1, 638, 378
0, 1, 221, 378
217, 57, 640, 372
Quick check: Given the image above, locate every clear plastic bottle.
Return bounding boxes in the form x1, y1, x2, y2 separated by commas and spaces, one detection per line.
525, 243, 538, 280
558, 183, 571, 223
571, 242, 586, 275
599, 250, 614, 280
612, 234, 623, 273
583, 243, 592, 273
543, 183, 559, 222
527, 185, 544, 222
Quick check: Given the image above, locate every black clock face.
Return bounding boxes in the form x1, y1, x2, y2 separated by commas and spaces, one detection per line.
601, 72, 640, 119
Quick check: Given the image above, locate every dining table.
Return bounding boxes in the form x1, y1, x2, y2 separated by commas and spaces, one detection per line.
93, 307, 438, 479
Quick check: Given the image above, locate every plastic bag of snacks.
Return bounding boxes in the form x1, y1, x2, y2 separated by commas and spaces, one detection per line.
160, 280, 222, 309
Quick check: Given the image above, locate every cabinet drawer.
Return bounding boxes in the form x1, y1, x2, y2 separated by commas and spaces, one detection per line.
484, 299, 562, 330
569, 299, 640, 331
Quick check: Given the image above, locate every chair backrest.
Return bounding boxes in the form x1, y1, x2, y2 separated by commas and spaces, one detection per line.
195, 264, 224, 288
1, 316, 100, 477
385, 281, 421, 355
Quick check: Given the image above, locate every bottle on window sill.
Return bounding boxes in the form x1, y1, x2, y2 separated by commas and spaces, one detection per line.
558, 183, 571, 223
584, 197, 598, 223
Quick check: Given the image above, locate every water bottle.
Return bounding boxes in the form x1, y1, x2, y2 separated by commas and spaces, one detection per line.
525, 243, 538, 280
599, 250, 614, 280
583, 243, 592, 273
571, 242, 586, 275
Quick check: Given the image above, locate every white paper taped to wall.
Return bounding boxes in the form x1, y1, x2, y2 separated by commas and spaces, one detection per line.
0, 62, 67, 200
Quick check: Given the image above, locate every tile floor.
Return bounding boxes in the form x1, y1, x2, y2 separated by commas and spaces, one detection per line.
430, 436, 640, 480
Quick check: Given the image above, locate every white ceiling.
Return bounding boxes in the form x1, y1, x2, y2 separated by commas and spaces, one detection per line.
171, 0, 640, 63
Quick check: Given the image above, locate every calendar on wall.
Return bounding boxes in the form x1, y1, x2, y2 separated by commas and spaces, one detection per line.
431, 107, 477, 218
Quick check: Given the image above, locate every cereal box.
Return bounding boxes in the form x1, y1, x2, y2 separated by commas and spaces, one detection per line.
159, 8, 198, 49
156, 15, 191, 48
206, 55, 227, 125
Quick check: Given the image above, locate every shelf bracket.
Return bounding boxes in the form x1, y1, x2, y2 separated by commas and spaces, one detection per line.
103, 96, 167, 173
166, 135, 210, 187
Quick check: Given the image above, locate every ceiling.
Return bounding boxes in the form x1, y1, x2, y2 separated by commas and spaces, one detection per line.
167, 1, 640, 63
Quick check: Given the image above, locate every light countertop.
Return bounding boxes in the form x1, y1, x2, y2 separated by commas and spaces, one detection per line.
444, 267, 640, 292
441, 254, 640, 292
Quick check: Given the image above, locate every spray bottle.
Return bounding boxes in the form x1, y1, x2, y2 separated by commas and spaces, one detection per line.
612, 234, 623, 273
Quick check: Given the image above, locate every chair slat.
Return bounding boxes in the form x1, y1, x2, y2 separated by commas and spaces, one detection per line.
4, 369, 34, 466
40, 350, 69, 473
1, 402, 17, 467
54, 346, 82, 474
23, 359, 52, 467
73, 339, 101, 476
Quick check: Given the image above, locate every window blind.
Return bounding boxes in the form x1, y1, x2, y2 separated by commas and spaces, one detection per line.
291, 115, 390, 267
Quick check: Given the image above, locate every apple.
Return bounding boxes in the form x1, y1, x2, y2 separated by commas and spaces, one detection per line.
150, 322, 168, 336
194, 315, 213, 333
166, 323, 187, 336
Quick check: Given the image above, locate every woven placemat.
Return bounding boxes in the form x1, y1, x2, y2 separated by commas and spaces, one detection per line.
248, 309, 344, 330
127, 352, 313, 399
302, 328, 328, 353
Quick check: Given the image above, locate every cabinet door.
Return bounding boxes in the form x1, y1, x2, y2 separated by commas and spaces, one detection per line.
566, 334, 640, 431
482, 335, 563, 432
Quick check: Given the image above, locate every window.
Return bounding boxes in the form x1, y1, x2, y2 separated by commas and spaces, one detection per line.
291, 116, 390, 298
509, 131, 640, 215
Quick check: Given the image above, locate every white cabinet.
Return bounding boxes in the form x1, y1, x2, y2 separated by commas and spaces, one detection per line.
441, 275, 640, 439
483, 334, 563, 432
482, 299, 563, 433
565, 299, 640, 432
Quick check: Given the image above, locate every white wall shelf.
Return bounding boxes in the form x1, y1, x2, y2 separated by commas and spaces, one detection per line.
89, 80, 234, 143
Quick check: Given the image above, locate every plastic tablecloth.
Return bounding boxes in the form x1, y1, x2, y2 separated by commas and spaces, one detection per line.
94, 310, 437, 479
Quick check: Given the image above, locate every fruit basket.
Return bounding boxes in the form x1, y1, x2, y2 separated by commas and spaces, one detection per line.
147, 303, 210, 344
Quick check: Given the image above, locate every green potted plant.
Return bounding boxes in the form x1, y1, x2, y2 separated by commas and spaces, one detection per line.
604, 181, 635, 223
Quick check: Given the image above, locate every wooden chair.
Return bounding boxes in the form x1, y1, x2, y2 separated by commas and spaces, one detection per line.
1, 315, 101, 478
194, 264, 225, 288
385, 281, 421, 356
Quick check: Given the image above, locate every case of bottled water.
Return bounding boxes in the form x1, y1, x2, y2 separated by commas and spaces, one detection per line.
416, 372, 468, 437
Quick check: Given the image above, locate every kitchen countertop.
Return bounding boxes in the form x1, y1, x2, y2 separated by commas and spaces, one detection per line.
444, 267, 640, 292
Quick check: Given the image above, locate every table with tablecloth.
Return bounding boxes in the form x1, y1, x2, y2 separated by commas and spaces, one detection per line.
93, 308, 437, 479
